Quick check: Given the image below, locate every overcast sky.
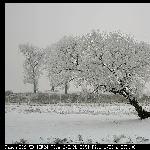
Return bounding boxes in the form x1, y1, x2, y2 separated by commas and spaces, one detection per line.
5, 3, 150, 93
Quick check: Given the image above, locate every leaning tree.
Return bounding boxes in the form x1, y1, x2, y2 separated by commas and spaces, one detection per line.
19, 43, 45, 93
76, 30, 150, 119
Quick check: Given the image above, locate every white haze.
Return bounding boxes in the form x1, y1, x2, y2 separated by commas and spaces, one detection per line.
5, 3, 150, 94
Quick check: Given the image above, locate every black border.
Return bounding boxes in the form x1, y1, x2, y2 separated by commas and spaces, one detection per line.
4, 2, 150, 149
2, 2, 5, 149
5, 144, 149, 149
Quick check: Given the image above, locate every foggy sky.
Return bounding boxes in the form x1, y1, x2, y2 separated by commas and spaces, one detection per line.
5, 3, 150, 93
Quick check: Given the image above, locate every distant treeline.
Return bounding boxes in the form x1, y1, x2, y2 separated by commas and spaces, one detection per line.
5, 91, 150, 105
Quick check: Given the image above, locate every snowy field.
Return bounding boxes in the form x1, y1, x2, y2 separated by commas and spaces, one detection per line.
5, 103, 150, 144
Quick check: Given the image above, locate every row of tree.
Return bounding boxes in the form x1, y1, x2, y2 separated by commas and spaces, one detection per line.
19, 30, 150, 119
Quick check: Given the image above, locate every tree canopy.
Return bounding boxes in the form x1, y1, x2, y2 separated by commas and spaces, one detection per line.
20, 30, 150, 119
19, 43, 45, 93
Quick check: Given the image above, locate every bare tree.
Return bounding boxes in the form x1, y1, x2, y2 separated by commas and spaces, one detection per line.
19, 43, 45, 93
78, 30, 150, 119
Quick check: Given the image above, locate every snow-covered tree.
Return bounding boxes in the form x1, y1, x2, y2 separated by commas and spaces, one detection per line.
45, 35, 81, 94
45, 44, 57, 92
45, 30, 150, 119
78, 30, 150, 119
19, 43, 45, 93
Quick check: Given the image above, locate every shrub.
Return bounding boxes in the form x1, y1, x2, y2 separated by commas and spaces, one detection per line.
13, 138, 28, 144
53, 138, 68, 144
5, 91, 132, 104
78, 134, 83, 141
5, 93, 19, 103
5, 90, 13, 96
31, 93, 49, 104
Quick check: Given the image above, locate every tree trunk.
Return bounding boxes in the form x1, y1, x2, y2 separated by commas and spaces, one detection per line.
51, 85, 55, 92
33, 81, 37, 93
119, 88, 150, 119
65, 81, 68, 94
128, 96, 150, 119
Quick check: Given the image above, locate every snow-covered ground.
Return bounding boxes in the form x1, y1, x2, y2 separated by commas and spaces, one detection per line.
5, 103, 150, 144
